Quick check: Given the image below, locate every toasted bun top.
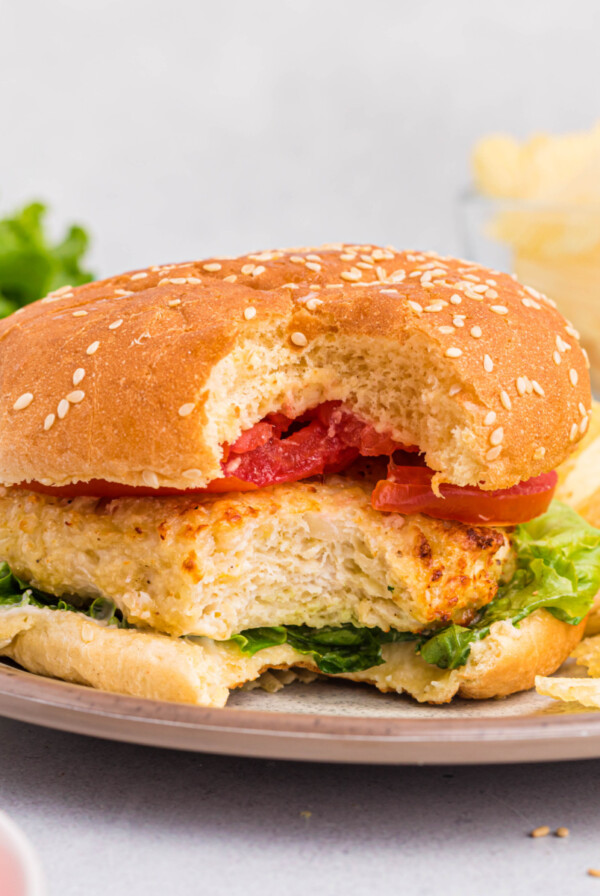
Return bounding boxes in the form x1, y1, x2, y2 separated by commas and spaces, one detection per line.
0, 244, 591, 490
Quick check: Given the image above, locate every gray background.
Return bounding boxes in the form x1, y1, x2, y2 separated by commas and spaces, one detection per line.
2, 0, 600, 276
3, 716, 600, 896
3, 1, 600, 894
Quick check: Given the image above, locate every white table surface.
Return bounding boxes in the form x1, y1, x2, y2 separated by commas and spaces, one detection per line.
2, 717, 600, 895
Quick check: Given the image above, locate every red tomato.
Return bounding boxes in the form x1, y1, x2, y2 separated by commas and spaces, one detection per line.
19, 476, 258, 498
371, 467, 558, 525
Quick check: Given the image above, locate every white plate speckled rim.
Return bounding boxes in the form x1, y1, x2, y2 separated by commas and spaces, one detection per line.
1, 659, 600, 764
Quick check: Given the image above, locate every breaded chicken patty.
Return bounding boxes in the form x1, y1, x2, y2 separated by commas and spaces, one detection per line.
0, 475, 510, 640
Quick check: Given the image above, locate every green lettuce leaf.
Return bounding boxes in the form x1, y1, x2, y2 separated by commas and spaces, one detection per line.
231, 502, 600, 674
0, 201, 93, 316
0, 561, 127, 627
419, 501, 600, 668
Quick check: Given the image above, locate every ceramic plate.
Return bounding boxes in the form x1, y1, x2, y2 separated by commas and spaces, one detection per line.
0, 659, 599, 764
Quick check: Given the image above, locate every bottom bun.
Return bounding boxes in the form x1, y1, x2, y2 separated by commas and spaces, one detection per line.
0, 605, 585, 707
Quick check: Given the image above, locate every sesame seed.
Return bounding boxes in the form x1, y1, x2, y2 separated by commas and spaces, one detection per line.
490, 427, 504, 446
484, 411, 497, 426
490, 305, 509, 315
453, 317, 465, 328
376, 266, 387, 280
425, 302, 446, 312
130, 272, 148, 280
291, 331, 308, 347
445, 347, 462, 358
340, 269, 362, 282
356, 261, 373, 270
339, 254, 355, 262
471, 284, 488, 294
450, 294, 462, 304
182, 468, 204, 480
185, 277, 202, 284
516, 376, 528, 396
408, 301, 423, 313
13, 392, 33, 411
73, 368, 85, 386
67, 390, 85, 403
168, 278, 187, 285
115, 289, 133, 297
86, 341, 100, 355
43, 413, 55, 431
306, 254, 321, 262
553, 351, 561, 365
449, 384, 461, 396
484, 355, 493, 372
372, 249, 385, 261
142, 470, 160, 488
72, 310, 88, 317
530, 826, 550, 839
583, 348, 591, 369
579, 402, 587, 417
581, 416, 589, 434
569, 368, 579, 387
439, 326, 454, 335
500, 390, 512, 410
305, 262, 321, 273
57, 399, 69, 419
168, 299, 181, 307
241, 264, 255, 275
556, 335, 570, 352
223, 274, 237, 283
158, 279, 171, 286
470, 326, 482, 338
534, 446, 546, 459
486, 446, 502, 461
555, 827, 569, 838
531, 380, 545, 397
50, 285, 73, 296
203, 263, 222, 272
178, 403, 195, 417
306, 297, 323, 311
380, 288, 399, 295
243, 306, 257, 321
252, 265, 266, 277
108, 319, 123, 330
565, 326, 580, 340
570, 422, 579, 442
485, 289, 499, 299
588, 869, 600, 879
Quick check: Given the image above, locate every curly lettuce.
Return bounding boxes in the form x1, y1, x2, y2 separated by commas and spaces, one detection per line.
0, 201, 93, 316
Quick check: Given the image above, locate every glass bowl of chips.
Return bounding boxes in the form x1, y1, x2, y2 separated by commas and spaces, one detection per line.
461, 126, 600, 393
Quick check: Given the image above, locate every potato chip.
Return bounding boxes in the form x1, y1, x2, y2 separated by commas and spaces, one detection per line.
535, 675, 600, 707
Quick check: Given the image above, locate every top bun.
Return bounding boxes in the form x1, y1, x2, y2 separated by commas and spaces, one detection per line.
0, 244, 591, 491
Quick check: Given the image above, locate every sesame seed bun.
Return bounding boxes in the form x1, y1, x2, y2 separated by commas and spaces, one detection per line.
0, 244, 591, 490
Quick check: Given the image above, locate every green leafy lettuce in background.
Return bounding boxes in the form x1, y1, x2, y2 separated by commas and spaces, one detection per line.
231, 502, 600, 674
0, 201, 93, 316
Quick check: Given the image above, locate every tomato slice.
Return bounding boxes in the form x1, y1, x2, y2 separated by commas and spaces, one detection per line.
21, 476, 259, 498
372, 467, 558, 525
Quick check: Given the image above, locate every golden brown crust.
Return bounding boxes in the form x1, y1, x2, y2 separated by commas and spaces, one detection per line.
0, 245, 591, 490
457, 612, 586, 699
